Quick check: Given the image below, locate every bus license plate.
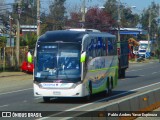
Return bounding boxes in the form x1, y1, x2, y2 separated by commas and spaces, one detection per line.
53, 91, 61, 95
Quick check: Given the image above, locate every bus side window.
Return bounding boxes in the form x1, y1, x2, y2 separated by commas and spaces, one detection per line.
102, 38, 106, 56
93, 38, 96, 58
108, 38, 112, 56
113, 39, 117, 55
97, 37, 103, 57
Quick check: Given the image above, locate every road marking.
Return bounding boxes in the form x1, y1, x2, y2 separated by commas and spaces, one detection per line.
34, 97, 42, 100
23, 100, 27, 103
0, 88, 33, 96
0, 104, 8, 108
126, 66, 157, 73
139, 75, 145, 77
152, 72, 157, 74
39, 81, 160, 120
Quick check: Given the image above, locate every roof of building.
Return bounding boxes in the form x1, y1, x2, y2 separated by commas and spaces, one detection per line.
111, 27, 147, 35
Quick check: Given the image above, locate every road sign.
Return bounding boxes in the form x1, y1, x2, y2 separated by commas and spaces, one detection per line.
145, 52, 150, 58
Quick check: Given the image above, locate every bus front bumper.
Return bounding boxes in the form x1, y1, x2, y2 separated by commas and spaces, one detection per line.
33, 83, 88, 98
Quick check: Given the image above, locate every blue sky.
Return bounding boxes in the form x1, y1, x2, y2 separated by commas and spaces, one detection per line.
5, 0, 160, 14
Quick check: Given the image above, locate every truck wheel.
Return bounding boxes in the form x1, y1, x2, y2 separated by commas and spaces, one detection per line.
118, 69, 125, 78
121, 69, 125, 78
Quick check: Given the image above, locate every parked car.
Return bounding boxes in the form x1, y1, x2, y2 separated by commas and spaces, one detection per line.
21, 50, 34, 73
21, 61, 34, 73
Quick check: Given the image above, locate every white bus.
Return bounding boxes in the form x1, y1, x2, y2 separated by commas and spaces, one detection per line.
33, 30, 119, 102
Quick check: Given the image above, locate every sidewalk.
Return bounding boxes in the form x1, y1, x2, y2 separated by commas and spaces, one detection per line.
135, 108, 160, 120
0, 72, 28, 78
129, 58, 159, 64
0, 72, 33, 93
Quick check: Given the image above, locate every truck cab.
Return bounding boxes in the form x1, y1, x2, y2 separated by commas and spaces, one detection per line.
138, 41, 150, 58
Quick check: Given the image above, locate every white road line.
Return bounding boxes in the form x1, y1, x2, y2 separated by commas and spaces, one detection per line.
139, 75, 145, 77
0, 88, 33, 96
126, 66, 157, 73
34, 97, 42, 100
39, 81, 160, 120
152, 72, 157, 74
0, 104, 9, 108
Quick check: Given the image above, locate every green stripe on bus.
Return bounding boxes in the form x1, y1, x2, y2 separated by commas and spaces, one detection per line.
88, 66, 118, 72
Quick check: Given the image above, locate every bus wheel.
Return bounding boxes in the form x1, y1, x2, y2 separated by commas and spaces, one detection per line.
105, 78, 109, 96
43, 97, 50, 103
85, 82, 92, 101
108, 79, 112, 95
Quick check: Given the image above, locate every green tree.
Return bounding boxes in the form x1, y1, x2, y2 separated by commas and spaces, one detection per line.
48, 0, 66, 30
103, 0, 118, 27
121, 7, 139, 27
0, 36, 7, 47
140, 2, 160, 40
104, 0, 139, 28
25, 33, 37, 49
11, 0, 37, 25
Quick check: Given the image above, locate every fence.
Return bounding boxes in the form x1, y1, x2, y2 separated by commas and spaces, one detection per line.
0, 46, 28, 71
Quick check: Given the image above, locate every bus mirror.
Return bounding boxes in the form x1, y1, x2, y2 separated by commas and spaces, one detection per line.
27, 52, 33, 63
80, 51, 86, 62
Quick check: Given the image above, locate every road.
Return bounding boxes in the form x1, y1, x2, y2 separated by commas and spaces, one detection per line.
0, 60, 160, 119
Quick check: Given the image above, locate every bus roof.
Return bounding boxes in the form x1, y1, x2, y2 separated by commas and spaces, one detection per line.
38, 30, 116, 43
67, 28, 101, 32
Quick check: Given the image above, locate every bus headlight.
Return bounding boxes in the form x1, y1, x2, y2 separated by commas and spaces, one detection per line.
70, 81, 82, 88
34, 81, 42, 88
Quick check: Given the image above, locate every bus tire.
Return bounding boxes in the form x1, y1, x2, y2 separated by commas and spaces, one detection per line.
43, 97, 50, 103
108, 78, 112, 95
104, 77, 109, 96
85, 82, 92, 101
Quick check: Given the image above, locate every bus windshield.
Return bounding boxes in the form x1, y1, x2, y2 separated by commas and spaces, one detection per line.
35, 43, 81, 83
140, 44, 148, 49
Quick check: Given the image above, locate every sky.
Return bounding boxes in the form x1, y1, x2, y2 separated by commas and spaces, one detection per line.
4, 0, 160, 14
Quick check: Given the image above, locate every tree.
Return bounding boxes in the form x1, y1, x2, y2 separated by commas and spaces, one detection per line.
121, 7, 139, 27
66, 12, 82, 28
140, 2, 160, 40
20, 32, 37, 49
48, 0, 66, 30
85, 7, 114, 31
0, 36, 7, 47
103, 0, 139, 28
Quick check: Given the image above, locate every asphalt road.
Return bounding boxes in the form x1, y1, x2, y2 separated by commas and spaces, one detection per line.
0, 60, 160, 119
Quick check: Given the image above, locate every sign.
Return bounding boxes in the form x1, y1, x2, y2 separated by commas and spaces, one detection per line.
145, 52, 150, 58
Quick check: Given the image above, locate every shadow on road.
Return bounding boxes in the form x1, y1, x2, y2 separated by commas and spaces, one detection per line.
125, 75, 141, 79
39, 90, 136, 104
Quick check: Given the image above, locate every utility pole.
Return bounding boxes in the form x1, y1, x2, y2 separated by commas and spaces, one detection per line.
16, 0, 21, 70
81, 0, 86, 28
37, 0, 40, 38
117, 0, 121, 42
147, 9, 151, 52
9, 15, 13, 47
82, 0, 86, 22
